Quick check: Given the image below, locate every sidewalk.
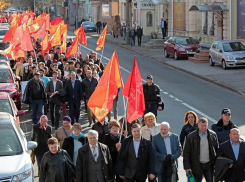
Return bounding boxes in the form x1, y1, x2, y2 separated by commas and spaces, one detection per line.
68, 25, 245, 96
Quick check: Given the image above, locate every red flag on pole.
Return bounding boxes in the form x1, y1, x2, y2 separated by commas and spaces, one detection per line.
122, 56, 145, 123
21, 27, 34, 51
51, 17, 62, 25
66, 35, 79, 58
96, 25, 107, 51
50, 24, 61, 47
32, 22, 46, 39
74, 26, 87, 47
42, 33, 50, 57
88, 50, 123, 121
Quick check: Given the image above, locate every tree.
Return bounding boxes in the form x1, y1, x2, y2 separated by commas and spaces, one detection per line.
0, 0, 10, 13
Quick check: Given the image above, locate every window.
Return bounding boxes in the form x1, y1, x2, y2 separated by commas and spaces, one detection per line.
217, 42, 223, 51
223, 42, 245, 52
146, 11, 153, 27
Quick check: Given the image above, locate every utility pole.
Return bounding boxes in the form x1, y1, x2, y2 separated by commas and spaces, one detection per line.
75, 0, 79, 29
126, 0, 130, 45
55, 0, 58, 16
34, 0, 36, 13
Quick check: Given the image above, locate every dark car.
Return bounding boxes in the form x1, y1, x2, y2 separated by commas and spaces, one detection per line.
80, 21, 97, 32
164, 36, 199, 60
0, 65, 22, 110
0, 92, 25, 126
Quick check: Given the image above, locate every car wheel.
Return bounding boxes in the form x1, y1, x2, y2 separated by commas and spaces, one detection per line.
209, 57, 215, 66
17, 103, 21, 110
174, 51, 178, 60
222, 60, 227, 70
164, 49, 169, 58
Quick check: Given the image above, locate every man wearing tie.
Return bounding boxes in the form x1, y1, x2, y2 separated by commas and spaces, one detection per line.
76, 130, 113, 182
161, 18, 167, 39
65, 72, 83, 124
217, 128, 245, 182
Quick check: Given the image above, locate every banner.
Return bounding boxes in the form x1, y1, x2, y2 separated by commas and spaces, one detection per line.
21, 81, 28, 97
237, 0, 245, 38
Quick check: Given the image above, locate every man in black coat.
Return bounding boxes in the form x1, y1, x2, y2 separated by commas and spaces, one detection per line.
216, 128, 245, 182
211, 108, 237, 144
65, 72, 84, 124
92, 118, 110, 143
96, 20, 102, 34
136, 26, 143, 46
76, 130, 113, 182
116, 123, 156, 182
41, 53, 52, 68
183, 118, 219, 182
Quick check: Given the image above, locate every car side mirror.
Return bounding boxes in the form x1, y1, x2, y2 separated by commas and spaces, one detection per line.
17, 110, 25, 116
219, 50, 223, 53
27, 141, 37, 150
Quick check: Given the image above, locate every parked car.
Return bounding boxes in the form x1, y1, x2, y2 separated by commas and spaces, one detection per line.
0, 112, 37, 182
0, 60, 10, 67
80, 21, 97, 32
0, 26, 9, 50
164, 36, 199, 60
0, 65, 21, 110
0, 92, 25, 126
209, 40, 245, 69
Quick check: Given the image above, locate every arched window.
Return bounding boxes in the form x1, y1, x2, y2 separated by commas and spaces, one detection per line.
146, 11, 153, 27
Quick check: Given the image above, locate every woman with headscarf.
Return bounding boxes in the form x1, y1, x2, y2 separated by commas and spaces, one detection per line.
54, 116, 73, 148
31, 115, 52, 175
62, 123, 87, 166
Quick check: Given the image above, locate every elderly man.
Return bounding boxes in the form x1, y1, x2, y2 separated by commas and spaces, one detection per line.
152, 122, 181, 182
76, 130, 113, 182
216, 128, 245, 182
116, 123, 156, 182
183, 118, 219, 182
141, 112, 160, 140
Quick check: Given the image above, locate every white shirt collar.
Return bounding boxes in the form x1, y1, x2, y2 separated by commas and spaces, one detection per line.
89, 143, 98, 148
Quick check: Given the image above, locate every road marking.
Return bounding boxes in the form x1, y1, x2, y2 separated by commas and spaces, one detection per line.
79, 44, 217, 123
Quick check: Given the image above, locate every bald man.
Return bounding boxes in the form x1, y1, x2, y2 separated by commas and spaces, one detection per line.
217, 128, 245, 182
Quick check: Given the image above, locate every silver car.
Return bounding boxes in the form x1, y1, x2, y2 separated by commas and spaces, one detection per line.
209, 40, 245, 69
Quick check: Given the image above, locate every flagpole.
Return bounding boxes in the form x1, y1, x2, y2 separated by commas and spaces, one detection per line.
123, 95, 128, 134
100, 46, 104, 62
119, 117, 125, 143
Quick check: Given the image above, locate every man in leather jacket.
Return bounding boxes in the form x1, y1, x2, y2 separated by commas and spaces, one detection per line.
92, 118, 109, 143
183, 117, 219, 182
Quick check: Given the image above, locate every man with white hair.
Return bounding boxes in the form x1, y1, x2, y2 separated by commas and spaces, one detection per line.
76, 130, 113, 182
152, 122, 181, 182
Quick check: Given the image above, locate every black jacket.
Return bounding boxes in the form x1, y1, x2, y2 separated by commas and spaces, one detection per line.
65, 79, 84, 102
143, 83, 164, 108
76, 143, 113, 182
215, 156, 233, 181
41, 59, 52, 68
31, 123, 52, 156
216, 140, 245, 182
211, 119, 237, 144
96, 21, 102, 28
179, 122, 198, 148
92, 121, 110, 143
81, 77, 98, 100
136, 28, 143, 37
183, 129, 219, 179
62, 136, 87, 162
129, 29, 136, 37
39, 149, 74, 182
116, 136, 156, 181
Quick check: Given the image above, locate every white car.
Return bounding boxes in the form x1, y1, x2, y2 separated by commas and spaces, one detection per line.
0, 112, 37, 182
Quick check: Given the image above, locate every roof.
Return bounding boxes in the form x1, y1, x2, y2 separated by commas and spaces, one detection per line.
189, 4, 229, 12
0, 92, 9, 100
214, 40, 242, 43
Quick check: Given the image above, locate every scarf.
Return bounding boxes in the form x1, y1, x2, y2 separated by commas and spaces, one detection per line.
110, 133, 121, 141
39, 115, 47, 130
34, 79, 41, 91
70, 133, 85, 140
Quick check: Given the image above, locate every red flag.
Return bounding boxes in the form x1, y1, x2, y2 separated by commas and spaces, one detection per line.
122, 56, 145, 123
96, 25, 107, 51
21, 28, 34, 51
61, 26, 68, 53
12, 25, 24, 46
74, 26, 87, 47
66, 35, 79, 58
32, 22, 46, 39
50, 25, 61, 47
88, 50, 123, 121
42, 33, 50, 56
2, 26, 14, 42
45, 14, 50, 31
51, 17, 62, 25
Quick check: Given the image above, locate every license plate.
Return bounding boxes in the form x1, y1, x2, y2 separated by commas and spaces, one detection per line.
239, 60, 245, 63
188, 52, 195, 54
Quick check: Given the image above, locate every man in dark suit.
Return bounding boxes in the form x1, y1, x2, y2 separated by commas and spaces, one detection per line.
58, 57, 67, 75
65, 71, 84, 124
116, 123, 156, 182
76, 130, 113, 182
41, 53, 52, 68
46, 71, 64, 129
217, 128, 245, 182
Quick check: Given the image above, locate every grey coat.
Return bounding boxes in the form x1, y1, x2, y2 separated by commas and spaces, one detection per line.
46, 79, 64, 104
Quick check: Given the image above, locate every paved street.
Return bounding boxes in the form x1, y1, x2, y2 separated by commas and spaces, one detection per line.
19, 30, 245, 181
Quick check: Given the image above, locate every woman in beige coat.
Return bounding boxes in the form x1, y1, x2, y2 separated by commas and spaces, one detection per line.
54, 116, 73, 148
112, 22, 119, 38
13, 57, 24, 79
141, 112, 160, 140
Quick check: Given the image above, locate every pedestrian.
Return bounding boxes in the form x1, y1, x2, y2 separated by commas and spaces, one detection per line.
121, 23, 126, 41
76, 130, 113, 182
31, 115, 52, 175
65, 71, 84, 124
183, 117, 219, 182
179, 111, 198, 149
23, 72, 47, 124
13, 58, 24, 79
102, 20, 107, 29
39, 69, 50, 87
160, 18, 167, 39
129, 27, 136, 46
107, 89, 119, 121
216, 128, 245, 182
41, 53, 52, 67
26, 65, 37, 81
143, 75, 164, 122
82, 70, 98, 126
39, 137, 75, 182
116, 123, 156, 182
96, 20, 102, 34
54, 116, 73, 148
92, 117, 110, 143
136, 26, 143, 46
112, 22, 119, 38
103, 120, 125, 182
46, 71, 65, 129
62, 123, 87, 165
211, 108, 237, 144
152, 122, 181, 182
67, 38, 73, 48
118, 117, 141, 136
141, 112, 160, 140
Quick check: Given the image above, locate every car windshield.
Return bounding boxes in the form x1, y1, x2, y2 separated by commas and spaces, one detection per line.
175, 38, 197, 45
0, 125, 23, 156
0, 69, 13, 83
0, 29, 8, 36
83, 22, 94, 25
0, 100, 13, 115
222, 42, 245, 52
0, 55, 8, 61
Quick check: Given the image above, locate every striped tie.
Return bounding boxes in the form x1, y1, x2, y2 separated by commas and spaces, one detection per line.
92, 145, 97, 161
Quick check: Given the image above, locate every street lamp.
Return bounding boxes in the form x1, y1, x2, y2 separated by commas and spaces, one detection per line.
126, 0, 131, 45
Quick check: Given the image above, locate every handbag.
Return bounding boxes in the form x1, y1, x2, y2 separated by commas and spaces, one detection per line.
62, 150, 76, 180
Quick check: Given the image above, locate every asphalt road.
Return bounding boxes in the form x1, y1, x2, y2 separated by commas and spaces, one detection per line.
19, 32, 245, 181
